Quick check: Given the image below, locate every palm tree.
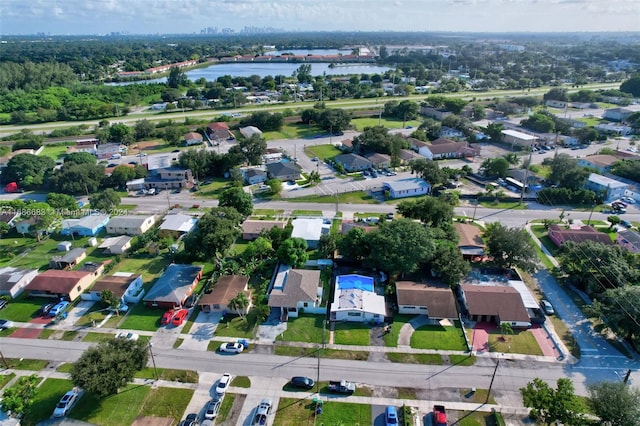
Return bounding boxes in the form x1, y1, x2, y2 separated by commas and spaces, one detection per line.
500, 322, 513, 341
228, 292, 249, 321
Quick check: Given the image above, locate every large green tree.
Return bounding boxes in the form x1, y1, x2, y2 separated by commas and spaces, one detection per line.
397, 196, 453, 229
408, 158, 446, 185
89, 189, 121, 211
588, 381, 640, 426
70, 338, 148, 398
183, 207, 242, 260
480, 157, 510, 178
50, 163, 105, 195
544, 154, 590, 190
318, 108, 351, 133
218, 187, 253, 217
483, 223, 537, 272
429, 240, 470, 287
0, 374, 39, 417
3, 154, 55, 188
521, 378, 585, 426
276, 237, 309, 268
46, 193, 78, 210
590, 286, 640, 342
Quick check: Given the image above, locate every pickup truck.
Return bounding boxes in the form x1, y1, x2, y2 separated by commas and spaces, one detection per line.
433, 405, 447, 426
328, 380, 356, 394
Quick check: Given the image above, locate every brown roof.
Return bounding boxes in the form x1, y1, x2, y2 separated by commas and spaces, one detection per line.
581, 154, 619, 168
395, 281, 458, 319
241, 220, 286, 235
364, 152, 391, 165
207, 122, 229, 131
341, 138, 353, 147
454, 223, 485, 249
183, 132, 202, 140
268, 269, 320, 308
427, 138, 467, 155
199, 275, 249, 306
90, 274, 141, 298
0, 212, 18, 224
461, 284, 530, 323
26, 270, 92, 293
548, 224, 613, 245
399, 149, 422, 162
407, 137, 428, 148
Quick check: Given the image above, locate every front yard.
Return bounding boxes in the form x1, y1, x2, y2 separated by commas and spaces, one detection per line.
273, 397, 372, 426
410, 322, 468, 351
333, 322, 370, 346
488, 330, 543, 355
277, 314, 328, 343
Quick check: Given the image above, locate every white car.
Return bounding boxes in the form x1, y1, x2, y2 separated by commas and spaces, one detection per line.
215, 373, 231, 396
204, 398, 221, 419
115, 331, 139, 341
218, 342, 244, 354
0, 319, 14, 330
52, 389, 80, 418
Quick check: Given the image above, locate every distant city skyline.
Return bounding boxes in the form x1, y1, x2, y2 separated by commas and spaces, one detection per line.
2, 0, 639, 36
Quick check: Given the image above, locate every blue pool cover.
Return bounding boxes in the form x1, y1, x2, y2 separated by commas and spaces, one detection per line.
337, 274, 374, 292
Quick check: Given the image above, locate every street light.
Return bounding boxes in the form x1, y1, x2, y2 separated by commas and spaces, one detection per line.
148, 343, 159, 380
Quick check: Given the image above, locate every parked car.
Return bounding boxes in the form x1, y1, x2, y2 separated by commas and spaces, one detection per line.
385, 405, 399, 426
290, 376, 314, 389
621, 197, 636, 204
115, 331, 139, 341
215, 373, 231, 396
204, 399, 221, 420
136, 153, 147, 157
433, 405, 447, 426
311, 157, 319, 161
620, 220, 633, 228
251, 399, 272, 426
49, 301, 70, 317
52, 389, 80, 418
184, 293, 200, 308
171, 309, 189, 326
218, 342, 244, 354
0, 300, 7, 311
328, 379, 356, 394
160, 309, 175, 325
179, 413, 199, 426
0, 319, 14, 330
541, 300, 555, 315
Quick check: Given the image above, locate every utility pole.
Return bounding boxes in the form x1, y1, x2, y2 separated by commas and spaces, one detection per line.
148, 343, 159, 380
486, 359, 500, 403
520, 148, 533, 204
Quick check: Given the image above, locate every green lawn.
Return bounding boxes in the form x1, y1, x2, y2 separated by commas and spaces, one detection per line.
82, 332, 114, 343
292, 209, 323, 216
0, 234, 95, 271
138, 387, 194, 423
384, 315, 414, 347
262, 123, 321, 140
114, 255, 170, 283
273, 398, 372, 426
21, 378, 71, 426
215, 311, 259, 339
56, 363, 73, 373
449, 354, 477, 366
196, 178, 231, 199
119, 303, 162, 331
72, 384, 151, 426
478, 200, 527, 210
488, 330, 543, 355
0, 372, 15, 389
277, 314, 328, 343
410, 323, 468, 351
304, 144, 342, 161
252, 208, 284, 217
333, 322, 370, 346
40, 145, 69, 161
231, 376, 251, 388
217, 393, 236, 423
351, 116, 422, 131
387, 353, 443, 364
5, 358, 49, 370
0, 294, 50, 322
287, 190, 376, 204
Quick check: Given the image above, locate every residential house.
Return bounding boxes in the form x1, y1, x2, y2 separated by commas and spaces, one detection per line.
143, 264, 203, 309
459, 284, 531, 328
395, 281, 458, 319
334, 153, 372, 172
25, 269, 99, 301
0, 212, 19, 228
265, 161, 301, 181
49, 248, 87, 270
85, 273, 144, 305
241, 220, 286, 240
415, 138, 475, 160
15, 217, 55, 237
439, 126, 464, 139
420, 105, 452, 120
616, 229, 640, 254
263, 148, 283, 164
578, 155, 621, 173
603, 107, 633, 122
206, 122, 231, 141
398, 149, 423, 164
340, 139, 354, 152
239, 126, 263, 139
199, 275, 251, 314
453, 223, 486, 259
158, 213, 198, 238
501, 129, 538, 148
506, 169, 544, 188
364, 153, 391, 169
73, 139, 99, 155
585, 173, 628, 201
268, 267, 322, 319
291, 218, 330, 249
106, 215, 157, 236
61, 214, 110, 237
244, 168, 268, 185
98, 235, 133, 255
330, 274, 386, 322
548, 224, 613, 247
544, 99, 568, 109
183, 132, 203, 146
383, 178, 431, 199
96, 143, 122, 160
126, 167, 194, 191
0, 267, 38, 298
595, 123, 633, 136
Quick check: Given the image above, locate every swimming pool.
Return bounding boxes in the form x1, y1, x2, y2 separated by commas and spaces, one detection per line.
336, 274, 374, 292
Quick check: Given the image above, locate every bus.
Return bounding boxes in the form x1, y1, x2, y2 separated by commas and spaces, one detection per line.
505, 177, 525, 192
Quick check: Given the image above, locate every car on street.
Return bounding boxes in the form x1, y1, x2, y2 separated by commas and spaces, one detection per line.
128, 161, 138, 165
251, 399, 272, 426
52, 389, 80, 418
173, 188, 182, 194
49, 301, 70, 317
215, 373, 231, 396
179, 413, 199, 426
290, 376, 314, 389
218, 342, 244, 354
385, 405, 399, 426
171, 309, 189, 326
136, 153, 147, 157
541, 300, 555, 315
204, 399, 221, 420
160, 309, 175, 325
0, 300, 7, 310
620, 220, 633, 228
311, 157, 319, 161
172, 149, 181, 153
0, 319, 14, 330
115, 331, 139, 341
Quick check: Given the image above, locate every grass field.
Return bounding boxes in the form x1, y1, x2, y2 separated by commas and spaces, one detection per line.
215, 312, 259, 339
196, 178, 231, 199
488, 330, 543, 355
333, 322, 370, 346
351, 116, 422, 131
287, 190, 376, 204
303, 144, 342, 160
384, 315, 413, 347
72, 385, 151, 426
21, 378, 70, 426
410, 323, 468, 351
273, 397, 372, 426
137, 387, 194, 423
217, 393, 237, 423
40, 145, 69, 161
5, 358, 49, 370
387, 353, 443, 364
277, 314, 328, 343
119, 303, 162, 331
262, 123, 322, 140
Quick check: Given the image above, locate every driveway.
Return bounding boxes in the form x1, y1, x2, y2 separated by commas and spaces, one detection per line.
58, 300, 95, 327
179, 311, 221, 351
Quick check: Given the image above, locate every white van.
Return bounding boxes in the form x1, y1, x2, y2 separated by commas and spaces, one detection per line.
109, 154, 121, 160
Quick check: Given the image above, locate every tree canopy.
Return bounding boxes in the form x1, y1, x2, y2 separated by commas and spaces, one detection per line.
588, 381, 640, 426
276, 237, 309, 268
183, 207, 242, 260
396, 196, 453, 229
483, 223, 537, 272
3, 154, 55, 189
218, 187, 253, 217
521, 378, 585, 426
409, 158, 446, 185
89, 189, 121, 211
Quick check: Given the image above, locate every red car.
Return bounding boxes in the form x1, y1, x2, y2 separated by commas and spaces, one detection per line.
160, 309, 175, 325
171, 309, 189, 326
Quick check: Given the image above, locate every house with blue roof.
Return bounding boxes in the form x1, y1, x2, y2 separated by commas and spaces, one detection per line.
330, 274, 386, 322
383, 178, 431, 199
61, 214, 110, 237
143, 264, 203, 309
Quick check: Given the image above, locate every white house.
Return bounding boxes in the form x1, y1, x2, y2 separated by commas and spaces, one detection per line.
291, 218, 330, 249
158, 213, 198, 238
268, 266, 323, 319
501, 129, 538, 148
0, 267, 39, 298
98, 235, 133, 255
84, 272, 144, 305
330, 274, 386, 323
240, 126, 263, 139
106, 215, 156, 236
383, 178, 431, 199
585, 173, 628, 201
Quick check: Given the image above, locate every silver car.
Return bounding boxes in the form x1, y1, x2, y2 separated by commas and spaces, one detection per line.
204, 399, 221, 420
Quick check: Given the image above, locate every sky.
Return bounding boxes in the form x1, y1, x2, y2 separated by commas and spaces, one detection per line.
1, 0, 639, 35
